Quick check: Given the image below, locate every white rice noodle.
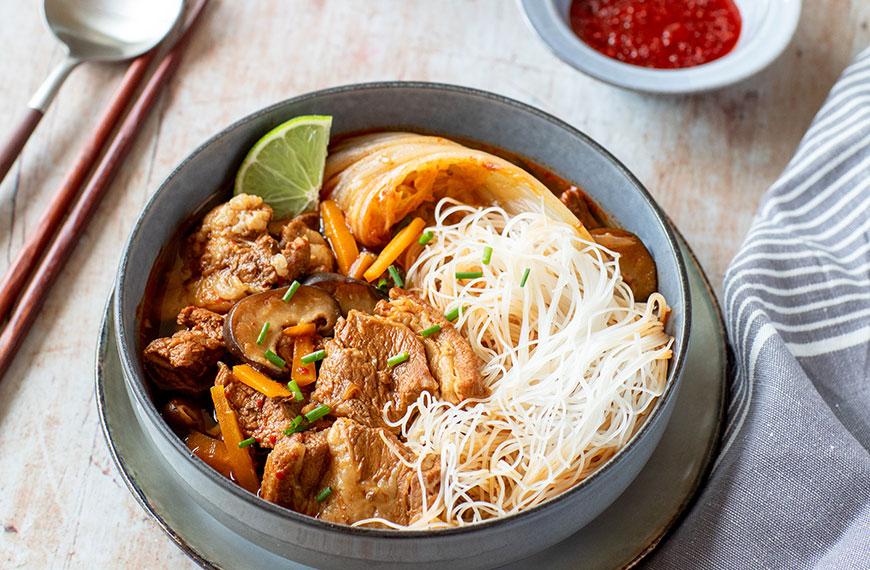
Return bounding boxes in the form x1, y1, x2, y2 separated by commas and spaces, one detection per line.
352, 198, 673, 529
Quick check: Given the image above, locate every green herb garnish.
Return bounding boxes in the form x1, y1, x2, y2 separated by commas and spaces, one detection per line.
315, 486, 332, 502
300, 349, 326, 364
444, 306, 463, 322
264, 349, 286, 368
388, 265, 404, 288
284, 415, 305, 435
387, 351, 409, 367
419, 324, 441, 337
238, 437, 256, 448
456, 271, 483, 280
256, 322, 270, 345
282, 280, 301, 302
520, 267, 531, 288
304, 404, 331, 423
287, 380, 304, 402
482, 245, 493, 265
418, 230, 434, 245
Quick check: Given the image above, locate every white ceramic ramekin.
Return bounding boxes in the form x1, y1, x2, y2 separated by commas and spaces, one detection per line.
521, 0, 802, 94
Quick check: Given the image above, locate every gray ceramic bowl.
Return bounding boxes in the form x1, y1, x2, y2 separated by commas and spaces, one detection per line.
113, 82, 690, 569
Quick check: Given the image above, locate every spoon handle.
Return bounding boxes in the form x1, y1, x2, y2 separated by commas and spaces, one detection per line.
0, 57, 78, 184
0, 108, 43, 184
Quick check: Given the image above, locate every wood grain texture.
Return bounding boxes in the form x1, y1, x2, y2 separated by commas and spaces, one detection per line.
0, 1, 867, 567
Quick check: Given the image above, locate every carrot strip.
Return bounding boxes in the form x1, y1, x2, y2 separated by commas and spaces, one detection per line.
348, 251, 377, 280
363, 217, 426, 282
291, 335, 317, 387
232, 364, 291, 398
321, 200, 359, 275
282, 322, 316, 337
186, 431, 233, 478
210, 385, 260, 493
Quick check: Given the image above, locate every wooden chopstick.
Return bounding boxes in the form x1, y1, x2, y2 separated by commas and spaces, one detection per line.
0, 0, 209, 379
0, 54, 155, 324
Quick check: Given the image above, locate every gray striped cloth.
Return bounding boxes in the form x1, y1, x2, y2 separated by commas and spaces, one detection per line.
647, 47, 870, 568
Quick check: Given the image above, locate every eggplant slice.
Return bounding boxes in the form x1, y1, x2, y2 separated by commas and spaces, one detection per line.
224, 285, 340, 374
303, 273, 386, 316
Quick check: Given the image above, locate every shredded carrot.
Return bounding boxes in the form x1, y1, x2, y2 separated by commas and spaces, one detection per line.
186, 431, 233, 478
210, 385, 260, 493
348, 251, 377, 280
364, 217, 426, 282
291, 335, 317, 387
232, 364, 291, 398
282, 322, 316, 337
321, 200, 359, 275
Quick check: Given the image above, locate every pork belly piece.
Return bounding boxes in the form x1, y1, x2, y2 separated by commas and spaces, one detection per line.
261, 429, 331, 516
311, 310, 438, 430
214, 362, 304, 448
184, 194, 334, 312
143, 306, 226, 393
261, 418, 440, 526
375, 289, 486, 403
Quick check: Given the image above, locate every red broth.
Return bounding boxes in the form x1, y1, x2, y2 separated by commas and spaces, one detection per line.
569, 0, 741, 69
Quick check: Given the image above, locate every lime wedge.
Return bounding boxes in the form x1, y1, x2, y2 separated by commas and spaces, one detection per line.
234, 115, 332, 219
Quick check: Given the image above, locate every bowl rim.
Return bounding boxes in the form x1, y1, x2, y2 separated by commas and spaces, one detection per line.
518, 0, 803, 94
114, 80, 691, 540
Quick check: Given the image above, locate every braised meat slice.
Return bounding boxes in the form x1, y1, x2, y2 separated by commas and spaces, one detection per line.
184, 195, 333, 312
311, 311, 438, 429
261, 430, 331, 516
143, 306, 226, 393
559, 186, 601, 230
318, 418, 440, 526
184, 194, 286, 312
375, 289, 486, 404
281, 218, 335, 274
214, 363, 303, 448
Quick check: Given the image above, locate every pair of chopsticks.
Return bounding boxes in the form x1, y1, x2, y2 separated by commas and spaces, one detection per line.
0, 0, 210, 379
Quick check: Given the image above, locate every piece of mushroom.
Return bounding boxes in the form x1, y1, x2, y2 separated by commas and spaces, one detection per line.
590, 227, 658, 301
303, 272, 387, 316
163, 398, 206, 433
224, 285, 341, 374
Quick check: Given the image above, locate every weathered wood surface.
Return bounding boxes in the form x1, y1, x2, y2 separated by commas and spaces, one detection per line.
1, 1, 867, 567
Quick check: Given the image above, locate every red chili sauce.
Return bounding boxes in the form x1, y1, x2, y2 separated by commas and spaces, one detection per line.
569, 0, 742, 69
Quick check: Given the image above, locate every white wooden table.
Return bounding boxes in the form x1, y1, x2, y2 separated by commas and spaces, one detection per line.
1, 1, 867, 567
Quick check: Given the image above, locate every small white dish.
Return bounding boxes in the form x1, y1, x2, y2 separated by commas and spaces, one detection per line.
520, 0, 802, 94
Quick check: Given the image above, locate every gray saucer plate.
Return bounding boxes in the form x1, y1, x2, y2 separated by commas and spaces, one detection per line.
96, 234, 726, 570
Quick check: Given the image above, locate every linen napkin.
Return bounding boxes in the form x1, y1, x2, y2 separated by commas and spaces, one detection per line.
646, 47, 870, 569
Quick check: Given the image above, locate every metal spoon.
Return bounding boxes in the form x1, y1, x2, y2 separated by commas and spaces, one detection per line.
0, 0, 184, 184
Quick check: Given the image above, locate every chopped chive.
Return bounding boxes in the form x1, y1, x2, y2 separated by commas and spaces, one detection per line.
444, 306, 463, 322
238, 437, 256, 448
315, 486, 332, 502
282, 280, 301, 302
304, 404, 331, 423
300, 349, 326, 364
456, 271, 483, 280
482, 245, 493, 265
376, 277, 389, 291
387, 351, 409, 367
287, 380, 304, 402
256, 322, 270, 345
520, 267, 531, 288
419, 324, 441, 337
418, 230, 434, 245
387, 265, 404, 288
284, 415, 305, 435
264, 349, 286, 368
